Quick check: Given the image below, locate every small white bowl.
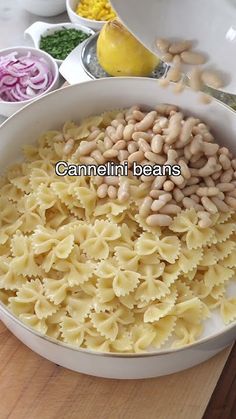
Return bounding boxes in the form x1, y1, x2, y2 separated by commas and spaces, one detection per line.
25, 22, 95, 66
19, 0, 66, 17
0, 47, 59, 117
67, 0, 106, 31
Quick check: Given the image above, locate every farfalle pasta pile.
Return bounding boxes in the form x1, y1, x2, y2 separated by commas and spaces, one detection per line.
0, 105, 236, 354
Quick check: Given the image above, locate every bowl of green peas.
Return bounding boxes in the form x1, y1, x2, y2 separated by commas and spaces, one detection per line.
25, 22, 95, 66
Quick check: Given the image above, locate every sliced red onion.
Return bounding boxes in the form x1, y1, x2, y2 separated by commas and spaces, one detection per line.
0, 51, 54, 102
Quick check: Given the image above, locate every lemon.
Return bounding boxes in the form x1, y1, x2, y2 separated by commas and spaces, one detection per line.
97, 19, 159, 77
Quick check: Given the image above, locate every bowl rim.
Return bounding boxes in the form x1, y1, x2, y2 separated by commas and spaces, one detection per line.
0, 46, 59, 105
0, 77, 236, 357
66, 0, 107, 25
0, 298, 236, 358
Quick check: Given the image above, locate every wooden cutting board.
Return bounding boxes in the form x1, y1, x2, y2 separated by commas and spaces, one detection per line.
0, 321, 232, 419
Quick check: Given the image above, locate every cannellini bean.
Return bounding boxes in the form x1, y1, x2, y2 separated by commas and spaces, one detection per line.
203, 132, 214, 142
225, 196, 236, 209
128, 141, 139, 154
179, 159, 191, 179
133, 110, 145, 121
165, 112, 183, 144
232, 159, 236, 170
198, 93, 212, 105
170, 174, 185, 186
151, 135, 164, 154
202, 142, 219, 157
135, 111, 157, 131
184, 144, 192, 160
76, 140, 96, 156
161, 53, 173, 63
163, 180, 175, 192
118, 180, 130, 202
128, 150, 144, 165
87, 129, 101, 141
115, 124, 124, 140
190, 194, 200, 203
201, 196, 218, 214
198, 157, 218, 177
156, 38, 170, 52
151, 176, 167, 190
183, 197, 203, 211
219, 154, 231, 170
139, 197, 153, 217
181, 51, 206, 65
173, 188, 184, 202
107, 185, 117, 199
104, 176, 119, 186
146, 214, 172, 227
155, 104, 178, 116
220, 169, 233, 183
190, 156, 207, 169
180, 117, 198, 145
173, 81, 185, 94
97, 184, 108, 199
204, 177, 215, 187
144, 151, 166, 164
123, 124, 135, 141
104, 136, 114, 150
197, 187, 219, 197
140, 175, 156, 183
217, 183, 234, 192
132, 132, 152, 142
150, 190, 166, 199
153, 118, 168, 134
93, 175, 104, 186
198, 216, 212, 228
211, 197, 229, 212
151, 193, 172, 211
63, 139, 74, 155
103, 149, 119, 159
190, 134, 203, 154
159, 204, 181, 214
112, 140, 126, 151
118, 150, 129, 162
201, 70, 224, 89
212, 170, 222, 181
189, 68, 203, 91
166, 64, 182, 83
182, 185, 198, 196
227, 190, 236, 199
186, 177, 200, 186
79, 156, 96, 164
138, 139, 151, 153
91, 150, 105, 164
169, 40, 192, 54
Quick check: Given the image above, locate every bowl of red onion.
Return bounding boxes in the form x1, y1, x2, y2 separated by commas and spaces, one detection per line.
0, 46, 59, 117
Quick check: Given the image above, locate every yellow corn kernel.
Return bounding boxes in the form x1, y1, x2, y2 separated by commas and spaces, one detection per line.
76, 0, 116, 21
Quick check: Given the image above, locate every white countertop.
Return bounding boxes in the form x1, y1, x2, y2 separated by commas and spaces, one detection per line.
0, 0, 69, 123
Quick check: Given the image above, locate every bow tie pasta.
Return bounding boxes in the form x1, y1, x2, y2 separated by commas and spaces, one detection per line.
0, 104, 236, 353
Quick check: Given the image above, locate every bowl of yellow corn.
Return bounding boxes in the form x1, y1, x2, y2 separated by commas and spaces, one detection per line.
66, 0, 116, 31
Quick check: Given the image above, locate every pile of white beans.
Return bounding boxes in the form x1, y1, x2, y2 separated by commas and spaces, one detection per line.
156, 38, 224, 97
62, 104, 236, 227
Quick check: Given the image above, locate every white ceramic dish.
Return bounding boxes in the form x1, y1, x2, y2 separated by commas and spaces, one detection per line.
0, 46, 59, 118
110, 0, 236, 94
66, 0, 105, 31
59, 38, 94, 83
18, 0, 66, 17
0, 77, 236, 379
24, 21, 95, 66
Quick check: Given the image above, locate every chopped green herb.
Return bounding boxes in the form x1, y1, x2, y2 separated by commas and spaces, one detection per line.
40, 28, 90, 60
